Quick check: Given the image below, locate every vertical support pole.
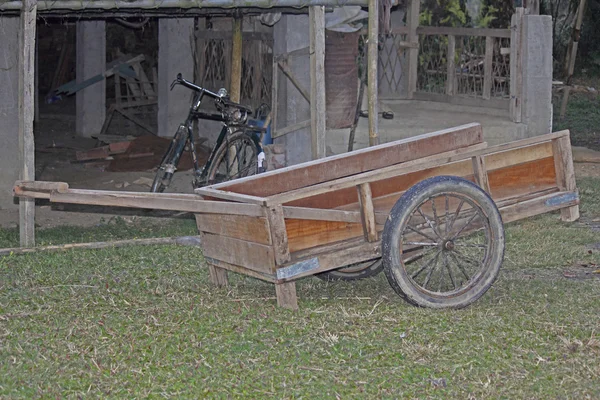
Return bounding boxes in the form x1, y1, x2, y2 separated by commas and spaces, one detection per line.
483, 36, 494, 100
471, 155, 491, 193
552, 136, 580, 222
34, 30, 39, 123
406, 0, 420, 99
270, 56, 279, 137
446, 35, 456, 96
367, 0, 379, 146
275, 281, 298, 311
265, 204, 290, 266
357, 183, 378, 242
230, 13, 243, 103
309, 6, 326, 159
19, 0, 37, 247
509, 8, 524, 123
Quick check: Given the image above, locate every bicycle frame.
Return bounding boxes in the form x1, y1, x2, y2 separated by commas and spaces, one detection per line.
160, 86, 265, 189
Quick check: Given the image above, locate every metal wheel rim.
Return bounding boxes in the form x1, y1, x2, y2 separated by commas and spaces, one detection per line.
209, 136, 258, 184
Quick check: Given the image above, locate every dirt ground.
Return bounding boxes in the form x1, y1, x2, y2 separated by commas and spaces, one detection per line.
1, 102, 599, 229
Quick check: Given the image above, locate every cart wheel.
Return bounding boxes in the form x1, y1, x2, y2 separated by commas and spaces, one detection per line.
317, 258, 383, 281
382, 176, 504, 309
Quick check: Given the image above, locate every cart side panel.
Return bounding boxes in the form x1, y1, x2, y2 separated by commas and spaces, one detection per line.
210, 124, 484, 198
194, 213, 271, 245
285, 219, 366, 253
199, 232, 276, 274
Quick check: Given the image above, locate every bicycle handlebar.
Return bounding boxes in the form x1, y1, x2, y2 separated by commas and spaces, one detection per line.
171, 73, 252, 114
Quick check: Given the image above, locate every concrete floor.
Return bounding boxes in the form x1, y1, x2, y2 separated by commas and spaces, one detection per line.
326, 100, 527, 155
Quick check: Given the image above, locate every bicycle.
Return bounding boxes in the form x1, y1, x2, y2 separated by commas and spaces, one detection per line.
151, 73, 268, 193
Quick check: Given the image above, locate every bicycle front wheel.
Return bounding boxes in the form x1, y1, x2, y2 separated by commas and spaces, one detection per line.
206, 130, 260, 185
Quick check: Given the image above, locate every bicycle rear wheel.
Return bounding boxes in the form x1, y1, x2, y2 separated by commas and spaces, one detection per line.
206, 130, 260, 185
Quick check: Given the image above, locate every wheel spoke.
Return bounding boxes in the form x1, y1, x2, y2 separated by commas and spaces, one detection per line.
445, 253, 457, 290
452, 248, 483, 268
449, 251, 472, 281
422, 251, 441, 289
450, 211, 480, 240
431, 197, 440, 230
453, 243, 487, 249
403, 245, 438, 264
403, 241, 438, 246
446, 199, 465, 234
437, 253, 447, 292
406, 225, 438, 242
444, 194, 449, 235
417, 206, 442, 239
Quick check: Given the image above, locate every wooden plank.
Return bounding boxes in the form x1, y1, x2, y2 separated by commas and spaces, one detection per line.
45, 190, 265, 216
488, 157, 557, 201
281, 238, 382, 282
274, 46, 310, 62
367, 0, 379, 146
194, 213, 271, 244
278, 60, 311, 103
309, 6, 327, 159
210, 123, 484, 197
200, 232, 275, 274
195, 30, 271, 42
357, 183, 377, 242
208, 264, 229, 287
271, 119, 311, 139
510, 8, 524, 123
406, 0, 420, 99
194, 187, 268, 205
265, 205, 291, 265
204, 257, 277, 283
275, 282, 298, 310
471, 155, 491, 193
483, 36, 494, 100
15, 180, 69, 192
446, 35, 456, 96
286, 219, 366, 253
268, 143, 488, 205
418, 26, 511, 38
282, 206, 362, 223
552, 136, 579, 221
18, 0, 37, 248
500, 190, 579, 224
114, 107, 157, 135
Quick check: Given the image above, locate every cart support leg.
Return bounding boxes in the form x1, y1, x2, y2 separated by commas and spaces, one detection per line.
275, 281, 298, 310
208, 264, 229, 287
552, 136, 579, 222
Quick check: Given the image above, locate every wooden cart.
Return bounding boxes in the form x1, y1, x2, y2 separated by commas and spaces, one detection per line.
14, 123, 579, 310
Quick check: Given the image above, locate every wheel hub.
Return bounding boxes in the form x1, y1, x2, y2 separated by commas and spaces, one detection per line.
443, 240, 455, 251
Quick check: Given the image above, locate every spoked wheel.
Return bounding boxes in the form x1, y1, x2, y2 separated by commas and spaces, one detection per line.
151, 130, 185, 193
382, 176, 504, 309
206, 130, 259, 185
317, 258, 383, 281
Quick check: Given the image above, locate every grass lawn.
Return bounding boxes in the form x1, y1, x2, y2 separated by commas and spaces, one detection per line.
0, 176, 598, 399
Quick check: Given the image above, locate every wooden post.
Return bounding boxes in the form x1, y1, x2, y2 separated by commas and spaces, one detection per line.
230, 13, 243, 103
265, 204, 291, 266
309, 6, 326, 159
357, 183, 377, 242
483, 36, 494, 100
509, 8, 524, 123
367, 0, 379, 146
552, 136, 580, 222
208, 264, 229, 286
471, 155, 491, 193
18, 0, 37, 247
406, 0, 420, 99
445, 35, 456, 96
275, 281, 298, 310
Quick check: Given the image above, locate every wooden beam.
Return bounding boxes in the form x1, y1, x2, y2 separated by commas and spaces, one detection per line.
230, 14, 242, 103
471, 155, 491, 193
509, 7, 524, 123
208, 264, 229, 287
367, 0, 379, 146
270, 55, 279, 138
18, 0, 37, 248
309, 5, 327, 159
483, 36, 494, 100
446, 35, 456, 96
406, 0, 420, 99
278, 60, 311, 104
271, 119, 311, 139
266, 205, 291, 265
357, 183, 377, 242
275, 281, 298, 310
552, 136, 579, 221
